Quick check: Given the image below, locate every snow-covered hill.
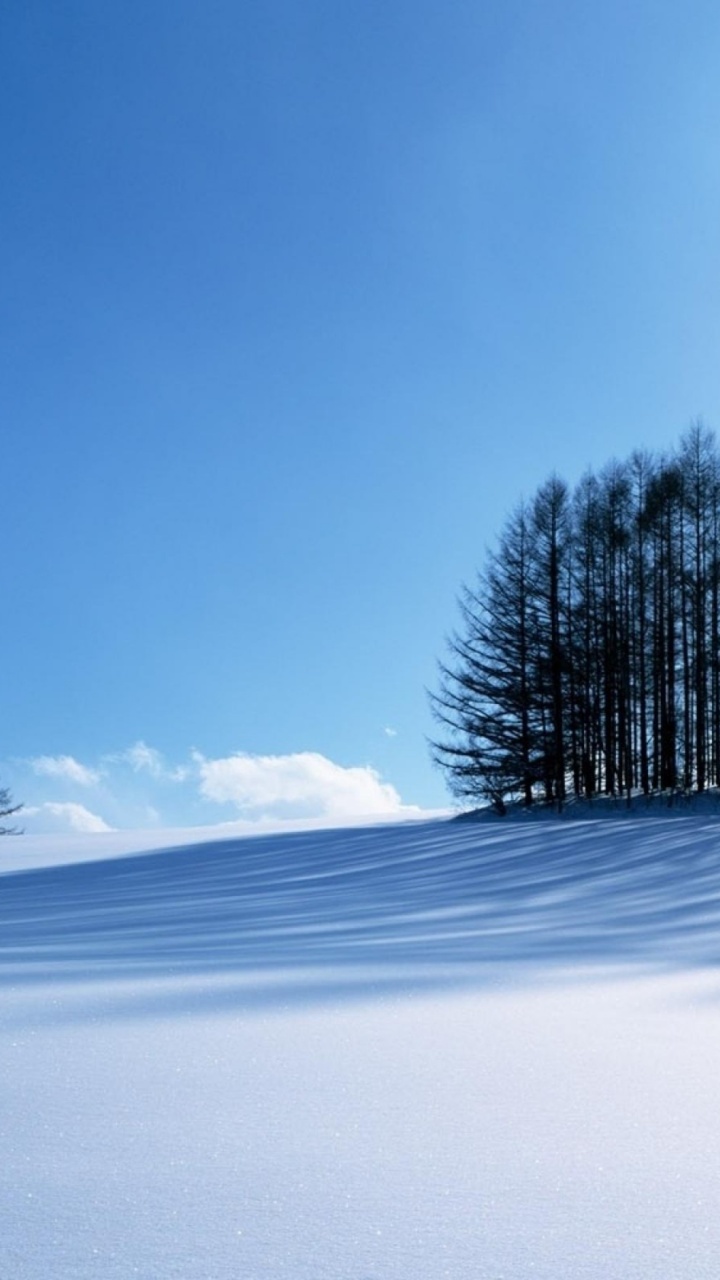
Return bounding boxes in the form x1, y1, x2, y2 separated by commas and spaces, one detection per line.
2, 816, 720, 1277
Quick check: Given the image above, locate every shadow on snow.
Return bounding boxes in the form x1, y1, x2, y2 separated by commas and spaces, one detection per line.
3, 816, 720, 1019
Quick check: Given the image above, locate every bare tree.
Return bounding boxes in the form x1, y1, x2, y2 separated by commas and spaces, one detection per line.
431, 423, 720, 811
0, 782, 22, 835
430, 502, 540, 809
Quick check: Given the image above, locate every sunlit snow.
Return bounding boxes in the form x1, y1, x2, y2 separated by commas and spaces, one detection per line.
2, 814, 720, 1278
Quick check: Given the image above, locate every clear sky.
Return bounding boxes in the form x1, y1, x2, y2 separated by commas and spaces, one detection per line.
3, 0, 720, 835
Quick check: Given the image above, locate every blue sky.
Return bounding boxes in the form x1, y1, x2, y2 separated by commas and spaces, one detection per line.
3, 0, 720, 834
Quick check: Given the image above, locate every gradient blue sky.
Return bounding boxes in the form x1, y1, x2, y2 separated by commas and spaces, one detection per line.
3, 0, 720, 833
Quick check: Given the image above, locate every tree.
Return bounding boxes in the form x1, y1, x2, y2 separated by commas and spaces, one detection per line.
677, 422, 717, 791
430, 423, 720, 810
430, 502, 539, 809
0, 782, 22, 834
530, 476, 571, 804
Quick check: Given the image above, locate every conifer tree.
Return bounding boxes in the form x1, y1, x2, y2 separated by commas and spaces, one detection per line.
431, 423, 720, 810
0, 782, 22, 835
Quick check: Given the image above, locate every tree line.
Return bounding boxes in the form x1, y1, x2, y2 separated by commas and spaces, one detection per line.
431, 423, 720, 811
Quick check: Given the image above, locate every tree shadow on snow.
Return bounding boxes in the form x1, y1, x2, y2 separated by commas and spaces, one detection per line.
2, 816, 720, 1021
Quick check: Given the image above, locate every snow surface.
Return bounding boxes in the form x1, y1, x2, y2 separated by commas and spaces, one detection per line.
2, 815, 720, 1277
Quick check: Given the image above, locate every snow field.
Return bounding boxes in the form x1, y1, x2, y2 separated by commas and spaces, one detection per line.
2, 816, 720, 1278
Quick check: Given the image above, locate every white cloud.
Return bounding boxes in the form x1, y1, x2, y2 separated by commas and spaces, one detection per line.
384, 726, 398, 737
195, 751, 407, 820
119, 741, 188, 782
16, 741, 434, 838
30, 755, 101, 786
30, 802, 114, 834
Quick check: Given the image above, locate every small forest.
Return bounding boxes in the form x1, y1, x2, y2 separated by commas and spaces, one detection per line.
432, 423, 720, 811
